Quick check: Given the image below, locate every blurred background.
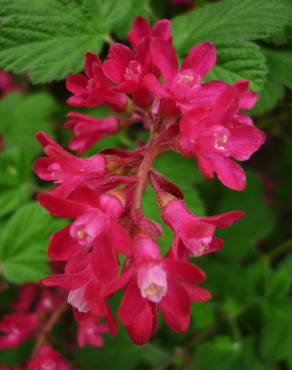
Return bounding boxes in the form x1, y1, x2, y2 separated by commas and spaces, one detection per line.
0, 0, 292, 369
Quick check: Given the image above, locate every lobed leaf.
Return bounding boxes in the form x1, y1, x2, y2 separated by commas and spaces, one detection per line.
172, 0, 292, 54
0, 0, 148, 83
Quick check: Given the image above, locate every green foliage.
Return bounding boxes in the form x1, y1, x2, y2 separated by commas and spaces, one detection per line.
172, 0, 292, 53
260, 301, 292, 366
205, 42, 267, 92
75, 325, 168, 369
264, 48, 292, 90
0, 147, 34, 217
0, 203, 64, 284
0, 92, 57, 153
251, 47, 292, 115
0, 0, 148, 83
215, 170, 275, 261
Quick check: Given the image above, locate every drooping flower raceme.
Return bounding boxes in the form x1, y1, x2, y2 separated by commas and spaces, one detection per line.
34, 16, 265, 346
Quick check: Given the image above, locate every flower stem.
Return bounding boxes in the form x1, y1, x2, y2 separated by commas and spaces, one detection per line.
264, 237, 292, 263
132, 136, 158, 211
31, 301, 68, 357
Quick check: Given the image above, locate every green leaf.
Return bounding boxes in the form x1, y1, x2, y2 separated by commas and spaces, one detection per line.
199, 259, 268, 305
172, 0, 292, 54
0, 147, 34, 217
0, 92, 58, 153
195, 335, 241, 370
264, 267, 291, 300
205, 42, 267, 92
0, 202, 64, 284
263, 48, 292, 90
0, 0, 148, 83
260, 300, 292, 365
215, 170, 275, 260
191, 301, 215, 330
251, 72, 285, 115
75, 325, 168, 370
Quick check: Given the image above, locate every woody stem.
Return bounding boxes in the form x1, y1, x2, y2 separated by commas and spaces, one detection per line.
31, 301, 68, 357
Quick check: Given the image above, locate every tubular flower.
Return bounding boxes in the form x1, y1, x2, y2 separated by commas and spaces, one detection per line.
34, 16, 265, 347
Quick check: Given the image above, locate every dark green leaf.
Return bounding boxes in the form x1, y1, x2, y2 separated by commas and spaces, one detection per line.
216, 170, 275, 260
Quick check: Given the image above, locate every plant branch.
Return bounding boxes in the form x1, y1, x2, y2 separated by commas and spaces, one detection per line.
264, 237, 292, 263
132, 133, 159, 212
32, 301, 68, 357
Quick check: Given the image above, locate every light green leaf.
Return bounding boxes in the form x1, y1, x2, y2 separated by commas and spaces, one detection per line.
0, 147, 34, 217
172, 0, 292, 54
0, 92, 58, 153
0, 202, 64, 284
0, 0, 148, 83
205, 42, 268, 92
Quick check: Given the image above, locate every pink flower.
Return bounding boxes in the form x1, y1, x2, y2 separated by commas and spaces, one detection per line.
162, 199, 244, 259
27, 345, 70, 370
144, 40, 216, 114
128, 17, 172, 49
0, 70, 24, 99
103, 43, 151, 94
37, 186, 132, 258
105, 237, 210, 344
66, 52, 127, 111
65, 112, 119, 155
33, 131, 105, 197
179, 84, 265, 190
0, 313, 38, 349
77, 318, 110, 348
42, 252, 117, 335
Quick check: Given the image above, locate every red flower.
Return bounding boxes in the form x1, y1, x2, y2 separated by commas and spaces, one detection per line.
144, 40, 216, 114
162, 199, 244, 259
179, 84, 265, 190
128, 17, 172, 49
0, 313, 38, 349
103, 43, 151, 94
65, 112, 119, 155
28, 345, 71, 370
37, 186, 132, 258
66, 52, 127, 111
33, 131, 105, 197
77, 318, 110, 348
0, 70, 24, 99
105, 237, 210, 344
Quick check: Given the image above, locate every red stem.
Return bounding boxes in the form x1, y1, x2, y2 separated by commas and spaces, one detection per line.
32, 301, 68, 357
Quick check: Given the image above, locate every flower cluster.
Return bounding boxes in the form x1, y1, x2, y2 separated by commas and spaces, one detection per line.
0, 282, 109, 368
34, 16, 264, 345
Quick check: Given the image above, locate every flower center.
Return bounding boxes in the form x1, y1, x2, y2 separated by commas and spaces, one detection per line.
125, 60, 142, 81
87, 78, 97, 91
137, 264, 167, 303
41, 361, 57, 370
76, 228, 93, 243
214, 133, 228, 150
